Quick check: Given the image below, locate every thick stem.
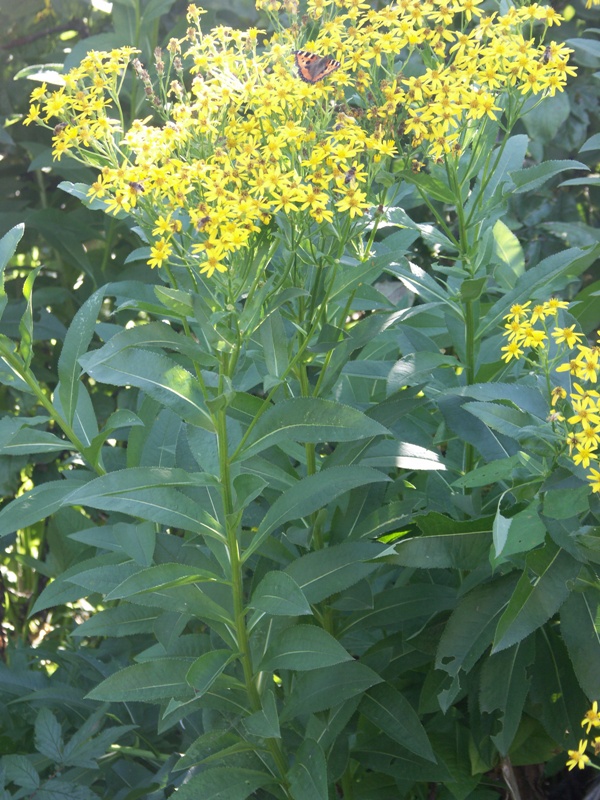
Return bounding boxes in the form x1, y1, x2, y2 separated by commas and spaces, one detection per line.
215, 402, 291, 794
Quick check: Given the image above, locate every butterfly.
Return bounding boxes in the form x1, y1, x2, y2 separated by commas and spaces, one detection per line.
294, 51, 340, 84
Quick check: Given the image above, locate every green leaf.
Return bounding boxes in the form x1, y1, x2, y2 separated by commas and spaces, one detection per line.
87, 658, 194, 702
493, 220, 525, 289
560, 589, 600, 698
493, 548, 581, 653
63, 468, 223, 540
186, 650, 232, 695
244, 467, 389, 560
529, 628, 588, 748
510, 160, 589, 194
565, 37, 600, 67
260, 624, 353, 671
2, 755, 40, 790
0, 428, 68, 455
453, 454, 526, 488
493, 505, 546, 560
360, 683, 436, 762
0, 478, 89, 542
172, 768, 273, 800
18, 266, 41, 368
72, 605, 161, 638
288, 739, 328, 800
285, 542, 386, 603
57, 288, 104, 426
105, 563, 224, 601
259, 309, 289, 380
344, 583, 456, 635
34, 708, 64, 763
463, 401, 542, 440
281, 661, 382, 720
243, 690, 281, 739
388, 261, 453, 306
521, 91, 571, 144
387, 352, 458, 391
580, 132, 600, 152
0, 224, 24, 321
542, 487, 590, 520
82, 347, 214, 430
237, 398, 389, 461
82, 319, 214, 369
479, 638, 535, 755
29, 552, 128, 614
114, 520, 155, 567
436, 575, 519, 677
393, 529, 491, 570
249, 572, 312, 616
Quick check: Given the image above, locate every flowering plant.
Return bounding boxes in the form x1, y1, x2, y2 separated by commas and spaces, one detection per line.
1, 0, 599, 796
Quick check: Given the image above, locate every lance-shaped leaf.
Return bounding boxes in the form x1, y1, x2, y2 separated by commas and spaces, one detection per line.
58, 288, 104, 426
62, 468, 223, 540
172, 768, 274, 800
561, 589, 600, 699
493, 547, 581, 653
281, 661, 382, 720
249, 571, 312, 617
260, 624, 353, 672
288, 739, 328, 800
0, 224, 24, 321
186, 650, 232, 695
361, 683, 436, 762
285, 541, 387, 604
18, 266, 42, 369
87, 658, 194, 702
0, 478, 90, 543
81, 347, 214, 430
244, 466, 389, 560
236, 397, 389, 461
479, 638, 535, 755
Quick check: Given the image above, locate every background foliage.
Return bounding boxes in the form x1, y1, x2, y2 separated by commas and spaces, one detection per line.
0, 0, 599, 798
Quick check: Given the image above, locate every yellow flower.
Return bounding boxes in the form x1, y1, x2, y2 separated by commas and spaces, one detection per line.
573, 443, 598, 470
566, 740, 590, 770
501, 341, 523, 363
335, 187, 369, 218
504, 302, 531, 323
582, 702, 600, 733
23, 104, 42, 126
588, 467, 600, 493
552, 325, 583, 348
148, 238, 172, 269
521, 326, 547, 349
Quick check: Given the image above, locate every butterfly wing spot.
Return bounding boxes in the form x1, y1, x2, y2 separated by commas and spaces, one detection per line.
294, 50, 341, 83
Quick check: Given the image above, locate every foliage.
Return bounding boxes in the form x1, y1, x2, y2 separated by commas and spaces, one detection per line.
0, 0, 599, 797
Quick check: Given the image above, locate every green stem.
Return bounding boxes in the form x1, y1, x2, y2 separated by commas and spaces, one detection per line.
446, 158, 476, 474
215, 400, 291, 795
0, 342, 105, 475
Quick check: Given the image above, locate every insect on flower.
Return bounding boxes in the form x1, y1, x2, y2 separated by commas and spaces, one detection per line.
294, 51, 340, 84
344, 166, 357, 184
128, 181, 145, 194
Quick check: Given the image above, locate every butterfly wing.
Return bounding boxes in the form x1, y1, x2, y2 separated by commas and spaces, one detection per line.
294, 51, 340, 83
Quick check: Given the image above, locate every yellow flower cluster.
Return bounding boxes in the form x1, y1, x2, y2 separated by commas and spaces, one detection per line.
26, 0, 573, 279
566, 702, 600, 770
502, 300, 600, 493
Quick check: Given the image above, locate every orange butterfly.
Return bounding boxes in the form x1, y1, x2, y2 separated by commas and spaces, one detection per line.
294, 51, 340, 84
